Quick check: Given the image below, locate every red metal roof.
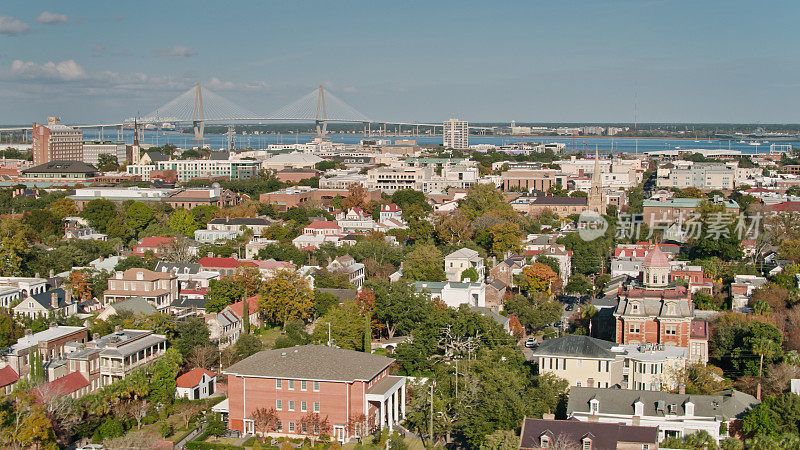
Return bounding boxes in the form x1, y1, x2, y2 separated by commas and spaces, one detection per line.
135, 236, 175, 249
0, 366, 18, 387
769, 202, 800, 212
305, 220, 341, 229
382, 203, 401, 212
642, 246, 670, 268
39, 371, 88, 398
176, 367, 217, 388
225, 295, 260, 319
691, 321, 709, 339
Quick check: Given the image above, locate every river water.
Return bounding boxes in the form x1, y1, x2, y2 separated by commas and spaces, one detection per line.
81, 130, 799, 156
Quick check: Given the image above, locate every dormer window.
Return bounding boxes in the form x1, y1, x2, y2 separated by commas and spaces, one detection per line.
540, 435, 550, 448
582, 437, 593, 450
634, 401, 644, 416
631, 303, 639, 313
667, 303, 676, 315
589, 399, 599, 415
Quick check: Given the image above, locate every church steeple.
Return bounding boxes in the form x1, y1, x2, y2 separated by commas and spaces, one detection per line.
587, 146, 605, 214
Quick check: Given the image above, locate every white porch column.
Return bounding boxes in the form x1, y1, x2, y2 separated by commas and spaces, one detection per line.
379, 400, 386, 429
401, 384, 406, 419
393, 389, 399, 424
387, 395, 394, 430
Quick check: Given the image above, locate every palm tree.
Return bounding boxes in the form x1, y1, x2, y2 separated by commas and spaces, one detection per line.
749, 336, 779, 400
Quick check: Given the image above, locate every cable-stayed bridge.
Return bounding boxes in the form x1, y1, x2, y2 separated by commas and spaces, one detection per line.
0, 83, 491, 142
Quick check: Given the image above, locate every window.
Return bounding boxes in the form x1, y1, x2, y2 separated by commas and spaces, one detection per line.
276, 379, 282, 389
665, 325, 677, 336
289, 401, 295, 411
643, 445, 650, 450
632, 303, 639, 313
276, 421, 282, 431
289, 422, 295, 432
301, 401, 307, 412
540, 436, 550, 448
629, 323, 640, 333
301, 380, 307, 391
582, 438, 592, 450
276, 400, 282, 410
313, 380, 320, 391
288, 380, 295, 390
314, 402, 320, 413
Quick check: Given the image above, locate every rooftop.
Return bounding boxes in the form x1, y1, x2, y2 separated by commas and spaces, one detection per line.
224, 345, 394, 382
176, 367, 216, 388
519, 419, 658, 450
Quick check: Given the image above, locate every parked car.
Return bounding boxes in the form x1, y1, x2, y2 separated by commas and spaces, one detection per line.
525, 337, 538, 348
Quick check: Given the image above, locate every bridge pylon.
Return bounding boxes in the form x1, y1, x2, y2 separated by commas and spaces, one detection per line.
190, 82, 205, 146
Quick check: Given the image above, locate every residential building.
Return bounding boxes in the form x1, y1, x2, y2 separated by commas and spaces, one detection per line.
641, 198, 740, 229
730, 275, 767, 312
532, 335, 688, 391
102, 268, 179, 311
164, 187, 243, 209
153, 158, 260, 182
176, 367, 217, 400
414, 281, 485, 308
510, 195, 589, 216
0, 277, 48, 308
518, 418, 658, 450
326, 255, 365, 288
223, 345, 406, 442
195, 217, 272, 243
656, 161, 737, 190
0, 366, 19, 394
82, 141, 126, 166
443, 118, 469, 149
206, 296, 260, 348
379, 203, 403, 223
132, 236, 176, 256
261, 152, 324, 171
260, 186, 381, 212
444, 248, 485, 282
96, 296, 158, 321
304, 221, 342, 237
13, 288, 79, 319
32, 117, 83, 165
68, 186, 174, 210
197, 256, 257, 277
567, 387, 759, 443
1, 326, 89, 379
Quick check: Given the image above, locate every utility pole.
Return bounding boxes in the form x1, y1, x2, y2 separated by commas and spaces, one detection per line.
429, 383, 434, 444
455, 359, 458, 398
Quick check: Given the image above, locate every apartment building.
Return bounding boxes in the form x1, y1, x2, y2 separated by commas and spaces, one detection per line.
443, 118, 469, 149
1, 325, 89, 380
656, 161, 737, 190
103, 268, 179, 311
82, 141, 127, 166
444, 248, 485, 282
32, 117, 83, 165
156, 158, 260, 182
532, 335, 689, 391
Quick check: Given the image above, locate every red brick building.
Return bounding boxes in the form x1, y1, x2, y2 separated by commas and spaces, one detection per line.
223, 345, 406, 443
614, 247, 696, 348
32, 117, 83, 166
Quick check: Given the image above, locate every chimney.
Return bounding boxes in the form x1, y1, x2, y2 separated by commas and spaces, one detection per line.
542, 413, 555, 420
51, 292, 58, 309
49, 269, 54, 278
231, 253, 238, 260
679, 384, 686, 395
34, 272, 39, 278
64, 287, 72, 304
632, 416, 641, 426
207, 252, 213, 258
92, 333, 99, 341
114, 325, 122, 332
98, 255, 104, 262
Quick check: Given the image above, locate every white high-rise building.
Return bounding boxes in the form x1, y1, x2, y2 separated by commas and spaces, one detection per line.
443, 118, 469, 149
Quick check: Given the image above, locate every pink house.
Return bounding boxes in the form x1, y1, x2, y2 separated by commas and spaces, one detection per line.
303, 221, 342, 236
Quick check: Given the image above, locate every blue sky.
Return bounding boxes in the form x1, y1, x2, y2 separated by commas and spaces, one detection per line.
1, 0, 799, 124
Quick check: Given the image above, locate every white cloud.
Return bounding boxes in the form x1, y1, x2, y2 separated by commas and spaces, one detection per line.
10, 60, 86, 81
36, 11, 68, 24
155, 45, 197, 58
0, 15, 30, 35
205, 77, 271, 92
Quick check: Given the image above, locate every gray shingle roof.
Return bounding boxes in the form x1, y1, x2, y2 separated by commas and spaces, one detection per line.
567, 387, 759, 420
22, 160, 98, 174
520, 418, 658, 449
531, 335, 616, 359
224, 345, 394, 382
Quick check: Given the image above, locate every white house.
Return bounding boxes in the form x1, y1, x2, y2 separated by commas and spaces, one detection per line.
444, 248, 485, 282
176, 367, 217, 400
414, 281, 485, 308
567, 387, 759, 443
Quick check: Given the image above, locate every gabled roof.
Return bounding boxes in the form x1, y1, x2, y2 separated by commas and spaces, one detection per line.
567, 387, 759, 420
38, 371, 89, 398
445, 248, 480, 260
176, 367, 216, 388
28, 288, 72, 311
381, 203, 401, 212
22, 160, 97, 174
224, 345, 394, 382
135, 236, 175, 249
519, 419, 658, 450
0, 366, 19, 387
108, 296, 157, 316
224, 295, 259, 319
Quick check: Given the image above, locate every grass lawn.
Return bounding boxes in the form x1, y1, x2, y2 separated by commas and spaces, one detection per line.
258, 326, 285, 349
205, 436, 241, 445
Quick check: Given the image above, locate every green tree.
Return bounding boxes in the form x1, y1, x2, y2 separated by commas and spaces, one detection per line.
403, 244, 445, 281
167, 208, 199, 236
148, 348, 182, 406
233, 333, 263, 362
461, 267, 480, 282
481, 430, 518, 450
458, 184, 510, 220
369, 279, 433, 339
742, 393, 800, 438
124, 202, 155, 238
391, 189, 431, 212
173, 317, 210, 358
97, 153, 119, 171
82, 198, 118, 233
312, 301, 368, 351
564, 274, 593, 296
259, 270, 315, 327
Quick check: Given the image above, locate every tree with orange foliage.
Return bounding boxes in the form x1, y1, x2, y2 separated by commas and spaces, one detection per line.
68, 270, 93, 300
516, 263, 559, 295
342, 183, 368, 211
